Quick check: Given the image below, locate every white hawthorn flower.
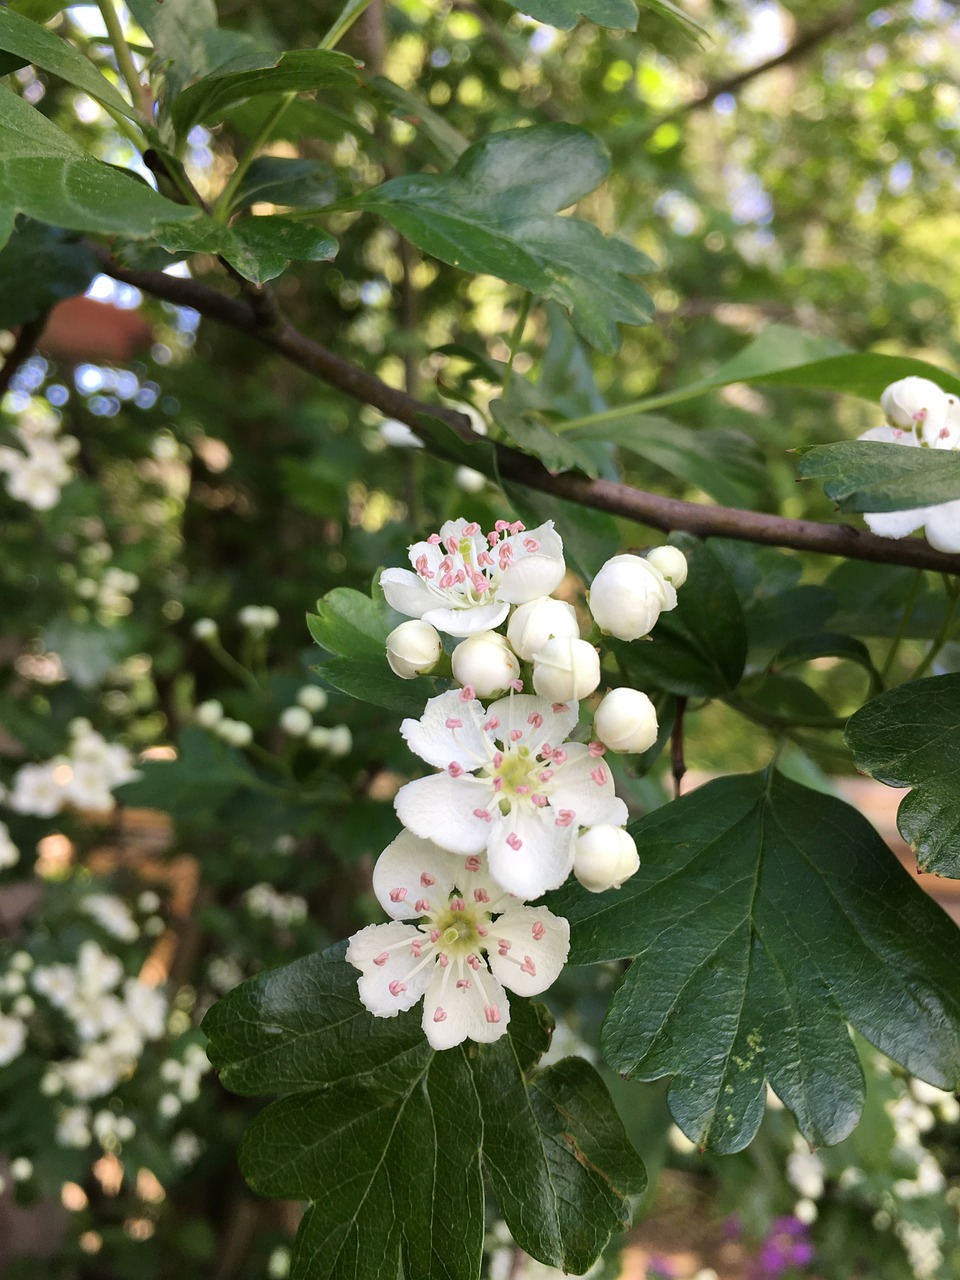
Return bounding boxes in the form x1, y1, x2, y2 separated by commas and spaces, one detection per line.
0, 1013, 27, 1067
507, 595, 579, 662
347, 832, 569, 1050
8, 761, 64, 817
594, 687, 659, 754
451, 630, 520, 697
531, 636, 601, 702
0, 821, 20, 870
380, 518, 565, 637
859, 378, 960, 552
573, 825, 640, 892
395, 689, 627, 898
386, 619, 443, 679
589, 553, 677, 641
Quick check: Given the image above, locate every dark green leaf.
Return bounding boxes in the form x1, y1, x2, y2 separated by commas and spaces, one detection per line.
551, 770, 960, 1151
0, 6, 136, 117
570, 413, 767, 507
7, 1, 66, 21
350, 123, 655, 353
491, 399, 604, 477
170, 49, 360, 135
156, 214, 337, 285
846, 675, 960, 877
0, 220, 97, 327
796, 441, 960, 512
772, 632, 882, 698
0, 87, 195, 248
204, 944, 645, 1280
824, 562, 942, 639
232, 157, 339, 211
609, 534, 747, 697
368, 77, 468, 164
116, 727, 256, 815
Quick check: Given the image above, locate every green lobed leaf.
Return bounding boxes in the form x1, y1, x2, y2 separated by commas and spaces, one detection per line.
349, 123, 655, 354
796, 441, 960, 513
493, 0, 706, 34
203, 943, 645, 1280
0, 219, 98, 327
307, 588, 439, 716
232, 157, 339, 212
491, 398, 604, 477
608, 534, 747, 698
169, 49, 361, 136
0, 87, 195, 249
550, 769, 960, 1152
0, 6, 137, 118
155, 214, 337, 285
126, 0, 219, 102
846, 675, 960, 877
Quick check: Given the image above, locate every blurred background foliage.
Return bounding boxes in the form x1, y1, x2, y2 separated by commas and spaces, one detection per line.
2, 0, 960, 1277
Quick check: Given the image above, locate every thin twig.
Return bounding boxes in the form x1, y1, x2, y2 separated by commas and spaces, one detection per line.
671, 696, 687, 798
92, 249, 960, 577
0, 314, 47, 403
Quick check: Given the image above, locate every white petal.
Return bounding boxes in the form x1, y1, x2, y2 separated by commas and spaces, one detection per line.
484, 692, 579, 752
487, 807, 576, 899
486, 906, 570, 997
863, 508, 930, 540
372, 830, 463, 919
498, 523, 566, 604
379, 568, 438, 619
550, 743, 630, 827
857, 424, 920, 447
924, 500, 960, 553
407, 539, 445, 574
422, 959, 510, 1049
395, 773, 492, 854
421, 601, 510, 637
346, 922, 434, 1016
400, 689, 489, 769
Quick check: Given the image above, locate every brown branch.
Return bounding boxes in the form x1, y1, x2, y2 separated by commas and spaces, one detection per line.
0, 313, 47, 402
94, 250, 960, 577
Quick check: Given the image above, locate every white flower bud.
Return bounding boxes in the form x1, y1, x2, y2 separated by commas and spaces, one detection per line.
195, 699, 223, 728
645, 545, 688, 588
455, 465, 486, 494
279, 706, 312, 737
386, 619, 443, 679
327, 725, 353, 757
238, 606, 260, 629
506, 595, 579, 662
880, 377, 950, 443
307, 726, 332, 750
588, 554, 676, 641
451, 630, 520, 697
192, 618, 218, 641
573, 826, 640, 892
379, 419, 424, 449
218, 719, 252, 747
296, 685, 328, 713
10, 1157, 33, 1182
594, 688, 659, 754
259, 606, 279, 630
532, 636, 600, 702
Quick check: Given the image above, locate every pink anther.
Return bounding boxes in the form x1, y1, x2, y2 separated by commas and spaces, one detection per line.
493, 751, 503, 767
552, 703, 568, 714
523, 538, 540, 553
510, 729, 523, 742
445, 536, 459, 554
430, 929, 441, 943
477, 925, 488, 937
427, 533, 442, 545
460, 686, 475, 702
555, 809, 575, 828
434, 1007, 447, 1022
439, 573, 454, 590
531, 793, 548, 807
411, 940, 423, 957
552, 749, 568, 765
456, 978, 472, 990
495, 520, 510, 532
474, 888, 490, 903
451, 897, 465, 911
590, 765, 608, 786
532, 922, 545, 941
509, 678, 524, 692
498, 939, 511, 955
465, 855, 481, 871
467, 954, 480, 970
510, 521, 525, 533
463, 522, 480, 536
421, 872, 436, 887
483, 716, 500, 731
473, 808, 492, 821
389, 887, 407, 903
515, 785, 530, 795
485, 1004, 501, 1023
389, 980, 406, 997
445, 718, 463, 729
539, 770, 553, 782
588, 741, 606, 758
527, 712, 544, 728
520, 956, 537, 976
448, 762, 464, 778
438, 953, 449, 967
373, 952, 389, 967
493, 777, 504, 793
415, 897, 430, 913
506, 833, 523, 851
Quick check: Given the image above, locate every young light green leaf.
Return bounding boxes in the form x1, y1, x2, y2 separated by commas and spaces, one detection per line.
0, 87, 195, 249
846, 675, 960, 877
169, 49, 361, 135
349, 123, 655, 353
0, 6, 137, 118
0, 220, 98, 327
609, 534, 747, 698
796, 441, 960, 512
550, 770, 960, 1152
203, 944, 645, 1280
156, 214, 337, 285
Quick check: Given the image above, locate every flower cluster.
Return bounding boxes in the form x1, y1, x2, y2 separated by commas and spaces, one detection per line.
0, 398, 77, 510
348, 517, 687, 1049
859, 376, 960, 552
6, 718, 138, 817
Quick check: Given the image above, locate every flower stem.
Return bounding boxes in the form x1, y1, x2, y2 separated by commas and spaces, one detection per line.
912, 580, 960, 680
214, 94, 294, 222
319, 0, 376, 50
879, 568, 923, 684
502, 293, 532, 398
96, 0, 151, 122
204, 638, 261, 692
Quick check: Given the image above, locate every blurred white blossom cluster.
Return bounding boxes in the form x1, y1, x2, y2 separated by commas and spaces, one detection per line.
0, 397, 77, 510
4, 717, 138, 817
348, 517, 687, 1051
243, 882, 309, 927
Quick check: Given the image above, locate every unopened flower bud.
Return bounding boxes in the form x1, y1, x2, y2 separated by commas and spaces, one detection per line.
386, 619, 443, 679
506, 595, 579, 662
573, 826, 639, 892
594, 687, 659, 754
451, 630, 520, 697
880, 377, 950, 443
327, 725, 353, 757
195, 699, 223, 728
218, 719, 252, 747
192, 618, 218, 641
532, 636, 600, 702
645, 545, 688, 588
455, 465, 486, 494
279, 706, 312, 737
296, 685, 328, 713
307, 726, 332, 750
588, 554, 676, 641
